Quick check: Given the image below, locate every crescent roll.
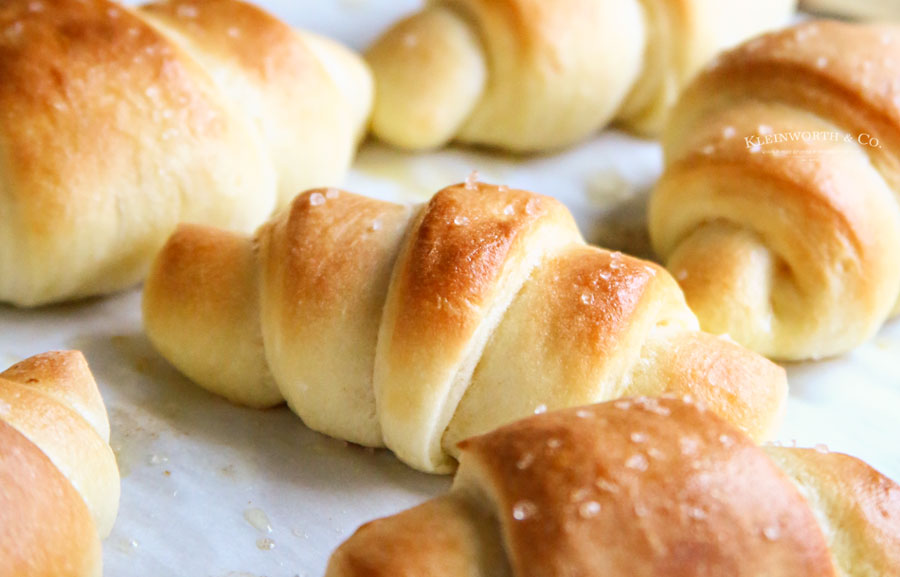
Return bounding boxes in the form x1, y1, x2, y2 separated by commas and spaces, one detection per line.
651, 21, 900, 359
365, 0, 796, 151
144, 182, 787, 473
328, 397, 899, 577
0, 0, 371, 306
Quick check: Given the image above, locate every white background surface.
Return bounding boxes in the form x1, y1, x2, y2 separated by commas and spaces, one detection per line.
2, 2, 898, 576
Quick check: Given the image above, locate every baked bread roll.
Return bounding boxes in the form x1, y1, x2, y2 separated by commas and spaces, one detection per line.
144, 181, 787, 473
0, 351, 120, 577
0, 0, 372, 307
327, 397, 900, 577
801, 0, 900, 21
365, 0, 796, 152
650, 21, 900, 360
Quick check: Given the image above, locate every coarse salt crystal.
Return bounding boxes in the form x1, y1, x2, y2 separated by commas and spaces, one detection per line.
626, 454, 649, 472
578, 501, 602, 519
512, 500, 538, 521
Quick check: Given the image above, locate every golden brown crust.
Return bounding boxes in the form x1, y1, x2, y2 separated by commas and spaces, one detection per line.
0, 352, 118, 576
326, 495, 511, 577
143, 223, 281, 408
257, 189, 412, 446
141, 0, 300, 78
0, 0, 276, 306
456, 247, 679, 409
652, 21, 900, 359
365, 5, 487, 150
766, 447, 900, 576
664, 21, 900, 200
389, 184, 573, 347
139, 0, 371, 205
0, 420, 101, 577
0, 0, 370, 306
456, 398, 833, 576
0, 352, 119, 538
0, 351, 109, 440
442, 246, 696, 451
145, 182, 787, 473
331, 398, 896, 576
626, 331, 788, 440
366, 0, 795, 150
376, 183, 582, 470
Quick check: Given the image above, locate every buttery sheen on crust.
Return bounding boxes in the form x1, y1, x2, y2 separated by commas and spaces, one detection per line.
0, 0, 371, 307
0, 351, 120, 577
144, 182, 787, 473
365, 0, 796, 151
327, 398, 900, 577
651, 21, 900, 360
